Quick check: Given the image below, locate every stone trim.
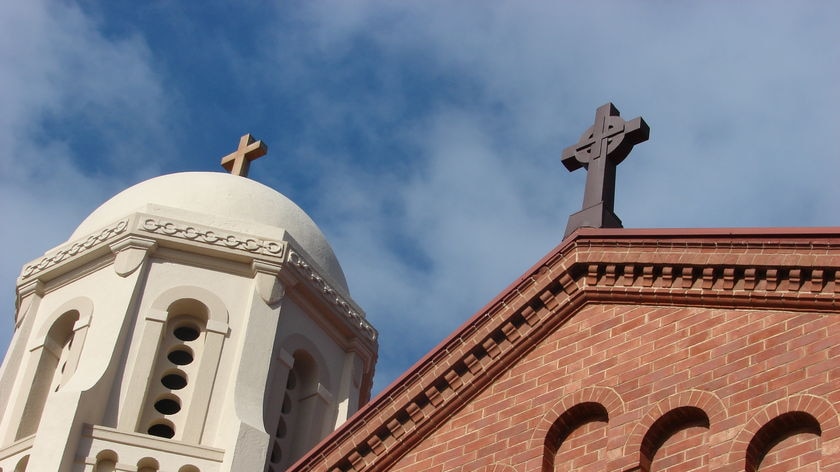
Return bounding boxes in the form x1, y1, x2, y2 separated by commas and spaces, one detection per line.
0, 434, 34, 461
287, 250, 377, 341
287, 232, 840, 472
81, 425, 225, 462
140, 217, 285, 257
20, 220, 129, 279
18, 215, 377, 344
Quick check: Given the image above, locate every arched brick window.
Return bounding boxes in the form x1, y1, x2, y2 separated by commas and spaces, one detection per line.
544, 402, 609, 471
745, 411, 821, 472
639, 406, 709, 472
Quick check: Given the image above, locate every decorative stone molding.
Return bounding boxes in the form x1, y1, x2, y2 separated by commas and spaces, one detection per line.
81, 425, 224, 462
287, 230, 840, 472
287, 250, 377, 342
140, 218, 285, 257
111, 237, 157, 277
20, 220, 129, 280
252, 261, 285, 305
19, 214, 375, 344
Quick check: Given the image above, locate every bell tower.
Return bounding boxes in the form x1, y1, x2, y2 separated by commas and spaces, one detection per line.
0, 135, 378, 472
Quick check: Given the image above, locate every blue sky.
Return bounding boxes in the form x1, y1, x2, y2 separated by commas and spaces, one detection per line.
1, 1, 839, 394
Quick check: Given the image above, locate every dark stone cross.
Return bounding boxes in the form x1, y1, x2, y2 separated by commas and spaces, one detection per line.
562, 102, 649, 237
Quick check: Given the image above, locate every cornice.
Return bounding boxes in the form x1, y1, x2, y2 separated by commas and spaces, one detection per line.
286, 249, 377, 342
140, 217, 285, 257
20, 220, 128, 280
288, 230, 840, 472
16, 214, 377, 344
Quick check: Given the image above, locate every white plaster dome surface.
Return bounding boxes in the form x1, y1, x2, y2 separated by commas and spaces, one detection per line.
72, 172, 348, 292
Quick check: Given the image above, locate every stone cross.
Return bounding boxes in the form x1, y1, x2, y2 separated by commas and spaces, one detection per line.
221, 134, 268, 177
562, 103, 649, 237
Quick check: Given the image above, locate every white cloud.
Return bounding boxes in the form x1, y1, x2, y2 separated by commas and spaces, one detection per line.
0, 0, 170, 353
1, 0, 838, 395
262, 1, 840, 391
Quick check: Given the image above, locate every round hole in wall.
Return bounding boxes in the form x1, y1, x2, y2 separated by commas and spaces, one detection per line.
161, 372, 188, 390
271, 441, 282, 463
154, 397, 181, 415
173, 325, 200, 341
275, 417, 287, 438
148, 422, 175, 438
286, 371, 297, 389
167, 347, 194, 366
281, 393, 292, 414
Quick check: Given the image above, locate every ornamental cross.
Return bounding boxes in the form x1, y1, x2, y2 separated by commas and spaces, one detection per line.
562, 102, 649, 237
221, 133, 268, 177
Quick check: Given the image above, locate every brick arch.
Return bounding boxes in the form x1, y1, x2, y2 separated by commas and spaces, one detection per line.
524, 386, 624, 470
529, 386, 625, 447
617, 390, 727, 472
723, 394, 840, 471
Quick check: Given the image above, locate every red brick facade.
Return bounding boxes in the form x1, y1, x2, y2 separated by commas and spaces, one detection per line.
289, 228, 840, 472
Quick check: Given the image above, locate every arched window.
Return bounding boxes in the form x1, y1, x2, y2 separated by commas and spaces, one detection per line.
640, 406, 710, 471
268, 350, 326, 471
13, 455, 28, 472
140, 299, 208, 440
17, 310, 82, 438
544, 402, 609, 471
93, 450, 118, 472
137, 457, 159, 472
745, 411, 821, 471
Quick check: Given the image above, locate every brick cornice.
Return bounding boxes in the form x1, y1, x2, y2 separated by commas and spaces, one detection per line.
288, 228, 840, 472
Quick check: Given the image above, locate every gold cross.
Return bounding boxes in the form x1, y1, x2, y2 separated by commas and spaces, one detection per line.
220, 134, 268, 177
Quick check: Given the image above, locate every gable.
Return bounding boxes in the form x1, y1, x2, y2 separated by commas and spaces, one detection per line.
389, 304, 839, 471
288, 228, 840, 471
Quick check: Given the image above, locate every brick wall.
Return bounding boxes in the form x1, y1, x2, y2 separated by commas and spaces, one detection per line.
389, 304, 840, 471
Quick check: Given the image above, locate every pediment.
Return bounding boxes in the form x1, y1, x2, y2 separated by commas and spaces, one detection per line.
288, 227, 840, 472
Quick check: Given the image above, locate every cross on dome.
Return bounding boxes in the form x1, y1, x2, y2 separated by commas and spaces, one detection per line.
220, 133, 268, 177
562, 102, 649, 237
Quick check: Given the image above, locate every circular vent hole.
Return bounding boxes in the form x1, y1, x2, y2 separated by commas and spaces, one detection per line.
154, 398, 181, 415
276, 417, 287, 438
281, 394, 292, 414
161, 373, 187, 390
271, 441, 282, 463
167, 348, 194, 366
148, 423, 175, 438
174, 326, 200, 341
286, 371, 297, 389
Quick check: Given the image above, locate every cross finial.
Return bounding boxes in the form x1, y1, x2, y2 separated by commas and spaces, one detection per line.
562, 102, 649, 238
221, 133, 268, 177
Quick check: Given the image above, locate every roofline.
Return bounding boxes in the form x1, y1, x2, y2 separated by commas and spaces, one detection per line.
288, 226, 840, 471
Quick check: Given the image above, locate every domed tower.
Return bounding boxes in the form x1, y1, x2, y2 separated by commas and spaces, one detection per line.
0, 135, 378, 472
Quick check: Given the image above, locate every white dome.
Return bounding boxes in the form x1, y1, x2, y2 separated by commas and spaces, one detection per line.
72, 172, 348, 292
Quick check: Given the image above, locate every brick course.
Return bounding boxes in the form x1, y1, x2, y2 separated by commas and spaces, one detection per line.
390, 305, 839, 471
288, 229, 840, 472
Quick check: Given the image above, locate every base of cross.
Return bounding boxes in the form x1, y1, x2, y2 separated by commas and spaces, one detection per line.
564, 202, 623, 238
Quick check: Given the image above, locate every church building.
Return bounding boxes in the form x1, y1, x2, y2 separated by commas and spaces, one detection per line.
0, 105, 838, 472
0, 135, 378, 471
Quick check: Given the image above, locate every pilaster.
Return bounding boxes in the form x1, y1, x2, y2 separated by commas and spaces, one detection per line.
221, 262, 285, 472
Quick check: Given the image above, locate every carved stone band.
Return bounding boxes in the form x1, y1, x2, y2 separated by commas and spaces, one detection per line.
141, 219, 284, 257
